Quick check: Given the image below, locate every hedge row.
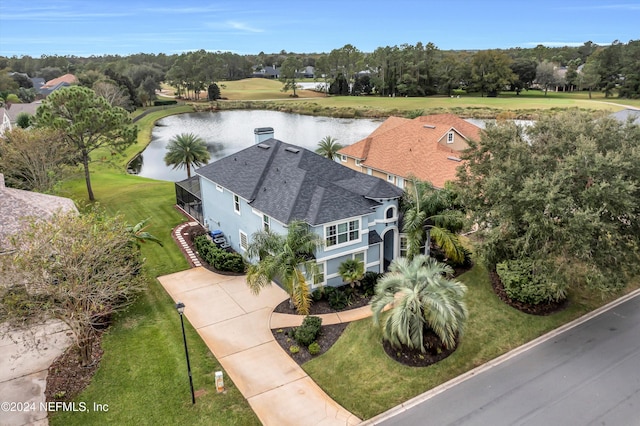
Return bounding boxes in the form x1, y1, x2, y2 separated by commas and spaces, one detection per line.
193, 235, 246, 273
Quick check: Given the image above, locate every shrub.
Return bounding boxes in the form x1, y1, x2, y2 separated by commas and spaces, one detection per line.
361, 271, 382, 297
327, 287, 349, 310
193, 235, 246, 273
308, 342, 321, 356
294, 315, 322, 347
311, 286, 325, 302
497, 259, 567, 305
153, 100, 178, 106
16, 112, 32, 128
289, 345, 300, 354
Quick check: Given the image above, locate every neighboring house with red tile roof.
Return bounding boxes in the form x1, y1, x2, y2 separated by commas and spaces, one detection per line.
337, 114, 482, 189
39, 73, 78, 96
0, 173, 77, 253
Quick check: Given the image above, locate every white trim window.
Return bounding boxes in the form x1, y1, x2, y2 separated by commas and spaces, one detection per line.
396, 177, 404, 188
239, 230, 248, 251
233, 194, 241, 214
387, 174, 394, 184
325, 219, 360, 248
353, 251, 365, 265
447, 132, 454, 144
399, 234, 408, 258
367, 168, 372, 176
216, 184, 224, 192
263, 214, 270, 231
355, 159, 362, 167
304, 261, 325, 289
341, 154, 347, 162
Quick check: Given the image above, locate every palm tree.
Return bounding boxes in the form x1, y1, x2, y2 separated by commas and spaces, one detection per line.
371, 255, 468, 352
315, 136, 343, 160
163, 133, 211, 178
402, 178, 466, 264
338, 258, 365, 288
246, 220, 322, 315
126, 218, 164, 249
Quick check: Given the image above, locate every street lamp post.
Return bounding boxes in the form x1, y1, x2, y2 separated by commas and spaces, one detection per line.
175, 301, 195, 404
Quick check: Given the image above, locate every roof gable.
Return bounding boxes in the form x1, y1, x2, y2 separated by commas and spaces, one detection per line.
337, 114, 482, 188
197, 139, 402, 225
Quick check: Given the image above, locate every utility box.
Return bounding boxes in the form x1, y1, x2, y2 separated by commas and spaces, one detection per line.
215, 371, 225, 393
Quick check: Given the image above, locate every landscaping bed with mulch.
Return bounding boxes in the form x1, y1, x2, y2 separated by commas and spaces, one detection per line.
45, 334, 103, 402
272, 323, 349, 365
489, 271, 568, 315
382, 330, 458, 367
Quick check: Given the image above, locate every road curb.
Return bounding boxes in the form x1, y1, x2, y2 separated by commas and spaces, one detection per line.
360, 287, 640, 425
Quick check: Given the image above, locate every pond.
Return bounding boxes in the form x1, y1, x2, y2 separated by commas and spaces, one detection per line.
130, 110, 383, 181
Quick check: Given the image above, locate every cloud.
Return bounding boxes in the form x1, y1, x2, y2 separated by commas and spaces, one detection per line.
225, 21, 263, 33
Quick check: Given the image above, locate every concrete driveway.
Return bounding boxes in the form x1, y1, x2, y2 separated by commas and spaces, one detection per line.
0, 320, 73, 426
158, 267, 360, 426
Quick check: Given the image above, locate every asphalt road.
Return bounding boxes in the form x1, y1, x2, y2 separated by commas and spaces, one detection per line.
380, 292, 640, 426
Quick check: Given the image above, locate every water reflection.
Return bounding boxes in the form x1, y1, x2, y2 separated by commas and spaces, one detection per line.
134, 110, 382, 181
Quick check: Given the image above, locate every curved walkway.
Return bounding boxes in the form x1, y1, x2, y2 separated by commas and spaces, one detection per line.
158, 265, 364, 426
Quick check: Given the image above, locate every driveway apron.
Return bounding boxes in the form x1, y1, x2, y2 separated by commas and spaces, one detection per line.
158, 267, 360, 426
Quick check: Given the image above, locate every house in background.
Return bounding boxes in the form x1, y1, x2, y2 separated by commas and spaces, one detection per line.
0, 174, 77, 253
337, 114, 482, 189
252, 66, 279, 79
0, 102, 41, 135
38, 73, 78, 96
188, 128, 404, 287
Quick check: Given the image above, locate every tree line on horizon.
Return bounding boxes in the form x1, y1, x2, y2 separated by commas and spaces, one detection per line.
1, 39, 639, 104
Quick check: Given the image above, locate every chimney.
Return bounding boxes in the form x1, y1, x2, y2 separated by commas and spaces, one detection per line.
254, 127, 274, 144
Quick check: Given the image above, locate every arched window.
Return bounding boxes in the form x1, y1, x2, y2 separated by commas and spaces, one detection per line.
385, 206, 395, 220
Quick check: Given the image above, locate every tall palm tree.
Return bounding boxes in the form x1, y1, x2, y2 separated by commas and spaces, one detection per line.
315, 136, 343, 160
402, 178, 466, 263
163, 133, 211, 178
371, 255, 468, 352
246, 220, 322, 315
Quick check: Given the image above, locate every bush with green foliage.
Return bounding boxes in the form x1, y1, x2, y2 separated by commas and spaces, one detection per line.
289, 345, 300, 354
5, 93, 20, 104
361, 271, 382, 297
308, 341, 321, 355
15, 112, 31, 128
294, 315, 322, 347
153, 100, 178, 106
323, 286, 350, 310
193, 235, 246, 273
497, 259, 567, 305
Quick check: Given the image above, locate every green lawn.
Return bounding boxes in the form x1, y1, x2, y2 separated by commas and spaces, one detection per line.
47, 94, 639, 424
49, 109, 260, 425
208, 78, 640, 118
303, 262, 639, 419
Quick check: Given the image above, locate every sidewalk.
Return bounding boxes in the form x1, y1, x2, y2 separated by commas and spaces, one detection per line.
158, 267, 362, 426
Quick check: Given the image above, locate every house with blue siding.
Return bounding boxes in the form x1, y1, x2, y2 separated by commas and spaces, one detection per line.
194, 128, 403, 288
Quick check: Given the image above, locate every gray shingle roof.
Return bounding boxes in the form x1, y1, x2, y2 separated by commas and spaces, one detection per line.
0, 174, 78, 251
196, 139, 403, 226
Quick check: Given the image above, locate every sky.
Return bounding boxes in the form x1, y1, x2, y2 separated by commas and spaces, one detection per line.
0, 0, 638, 57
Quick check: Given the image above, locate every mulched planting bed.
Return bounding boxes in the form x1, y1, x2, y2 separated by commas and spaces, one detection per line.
489, 271, 568, 315
45, 334, 103, 402
273, 289, 371, 315
272, 323, 348, 365
381, 330, 458, 367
